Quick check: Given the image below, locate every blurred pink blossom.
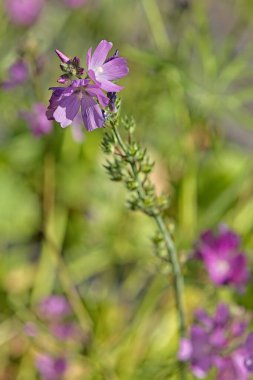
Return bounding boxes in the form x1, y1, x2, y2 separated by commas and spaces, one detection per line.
4, 0, 45, 26
64, 0, 86, 8
1, 59, 29, 90
21, 103, 53, 138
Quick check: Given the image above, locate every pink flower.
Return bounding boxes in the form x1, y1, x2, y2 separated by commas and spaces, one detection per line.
1, 59, 28, 90
46, 40, 129, 132
87, 40, 129, 92
36, 354, 67, 380
38, 295, 71, 320
194, 225, 250, 291
179, 304, 251, 380
47, 79, 108, 131
64, 0, 86, 8
21, 103, 53, 137
4, 0, 44, 26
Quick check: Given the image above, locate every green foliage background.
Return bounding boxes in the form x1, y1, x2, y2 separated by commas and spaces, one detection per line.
0, 0, 253, 379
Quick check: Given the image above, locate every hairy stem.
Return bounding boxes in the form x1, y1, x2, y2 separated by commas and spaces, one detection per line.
154, 215, 186, 337
111, 124, 186, 379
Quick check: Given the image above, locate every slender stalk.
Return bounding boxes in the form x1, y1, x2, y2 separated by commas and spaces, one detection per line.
111, 124, 186, 379
154, 215, 186, 337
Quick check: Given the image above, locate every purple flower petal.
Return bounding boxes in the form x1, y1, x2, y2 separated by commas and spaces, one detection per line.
54, 93, 81, 128
231, 350, 250, 379
230, 254, 250, 289
53, 107, 73, 128
194, 225, 249, 290
231, 321, 248, 337
59, 92, 81, 119
195, 309, 213, 330
87, 69, 101, 86
98, 79, 123, 93
97, 57, 129, 81
46, 87, 66, 120
214, 304, 230, 326
89, 40, 113, 70
245, 333, 253, 353
86, 86, 109, 108
209, 328, 227, 349
178, 338, 192, 361
81, 95, 104, 131
217, 225, 241, 251
55, 49, 70, 63
245, 355, 253, 372
216, 357, 239, 380
192, 358, 211, 379
203, 253, 231, 285
86, 47, 92, 68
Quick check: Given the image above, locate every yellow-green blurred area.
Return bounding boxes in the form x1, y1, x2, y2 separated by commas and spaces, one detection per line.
1, 0, 253, 379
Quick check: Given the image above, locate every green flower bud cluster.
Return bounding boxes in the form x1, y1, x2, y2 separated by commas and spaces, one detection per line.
101, 101, 186, 347
60, 57, 84, 78
152, 231, 169, 262
101, 105, 170, 218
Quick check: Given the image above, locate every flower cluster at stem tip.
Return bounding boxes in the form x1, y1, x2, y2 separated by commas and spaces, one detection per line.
46, 40, 129, 132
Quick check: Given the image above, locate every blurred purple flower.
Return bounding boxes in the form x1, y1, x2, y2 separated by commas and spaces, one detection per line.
4, 0, 44, 26
51, 323, 80, 341
194, 225, 250, 291
179, 304, 250, 379
38, 295, 71, 320
1, 59, 28, 90
87, 40, 129, 92
51, 323, 75, 340
21, 103, 53, 137
64, 0, 86, 8
216, 351, 249, 380
244, 333, 253, 372
46, 79, 108, 131
36, 354, 67, 380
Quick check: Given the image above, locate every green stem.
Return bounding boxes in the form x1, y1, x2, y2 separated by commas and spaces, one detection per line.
154, 215, 186, 338
111, 124, 186, 379
112, 124, 128, 151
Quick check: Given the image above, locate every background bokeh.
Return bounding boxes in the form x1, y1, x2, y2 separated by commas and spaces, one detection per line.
1, 0, 253, 379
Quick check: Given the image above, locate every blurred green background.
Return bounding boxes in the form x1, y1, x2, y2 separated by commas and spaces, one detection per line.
0, 0, 253, 379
